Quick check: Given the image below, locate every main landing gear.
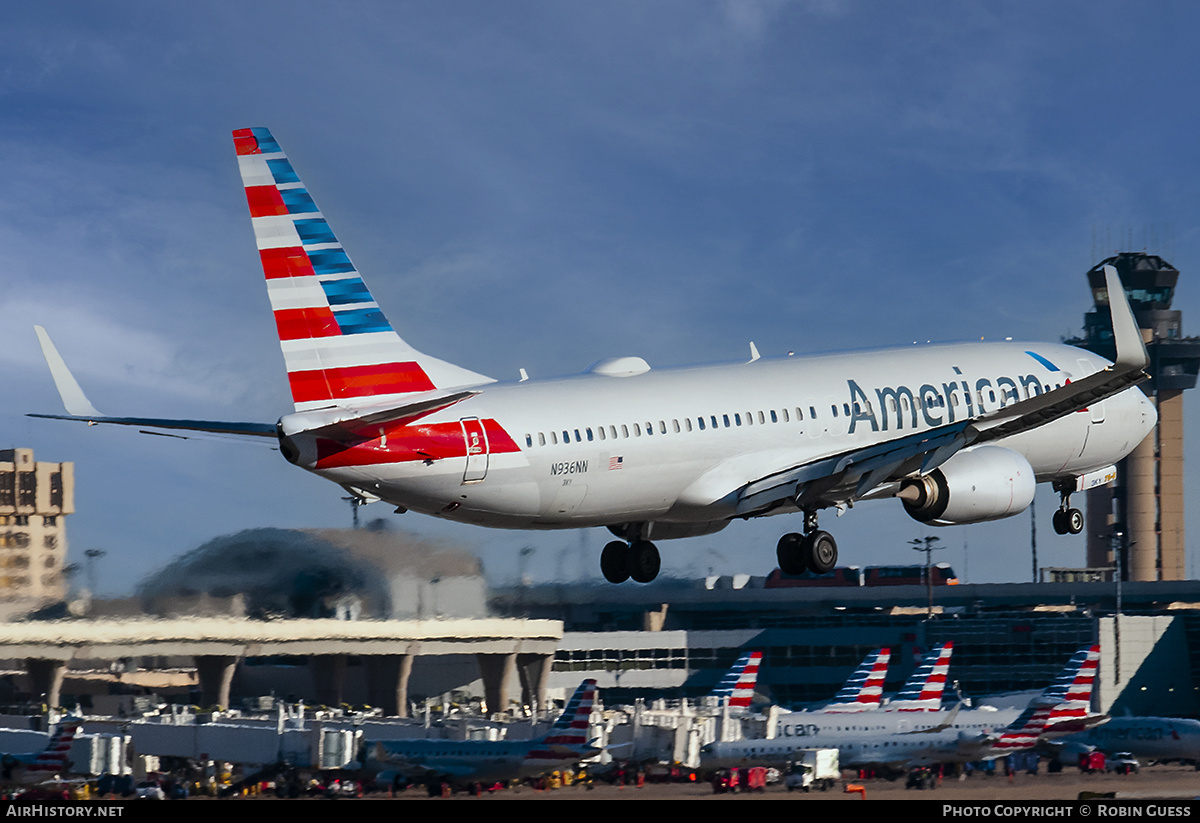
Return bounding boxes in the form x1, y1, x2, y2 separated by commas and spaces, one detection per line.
776, 512, 839, 576
1051, 481, 1084, 536
601, 539, 661, 584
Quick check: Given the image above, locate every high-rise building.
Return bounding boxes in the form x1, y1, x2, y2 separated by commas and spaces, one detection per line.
1071, 253, 1200, 580
0, 448, 73, 600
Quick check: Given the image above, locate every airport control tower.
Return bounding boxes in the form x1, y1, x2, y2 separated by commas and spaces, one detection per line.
1069, 253, 1200, 581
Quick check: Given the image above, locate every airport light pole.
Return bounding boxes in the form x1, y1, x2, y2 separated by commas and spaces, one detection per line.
909, 536, 944, 618
84, 549, 105, 597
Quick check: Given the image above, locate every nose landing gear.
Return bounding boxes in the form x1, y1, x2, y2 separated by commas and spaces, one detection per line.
1051, 485, 1084, 535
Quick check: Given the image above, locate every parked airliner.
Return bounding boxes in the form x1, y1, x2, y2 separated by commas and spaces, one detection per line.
31, 127, 1157, 584
0, 718, 80, 786
702, 645, 1101, 770
363, 679, 600, 789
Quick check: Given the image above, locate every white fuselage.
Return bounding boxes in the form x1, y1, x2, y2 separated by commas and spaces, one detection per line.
1059, 717, 1200, 761
306, 340, 1156, 535
703, 706, 1024, 769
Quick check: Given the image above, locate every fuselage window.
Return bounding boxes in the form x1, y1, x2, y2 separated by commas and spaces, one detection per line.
698, 417, 706, 430
745, 412, 752, 426
843, 403, 851, 416
610, 425, 618, 439
586, 428, 594, 442
551, 431, 559, 445
525, 434, 532, 447
621, 424, 629, 438
796, 407, 804, 420
782, 408, 790, 423
770, 410, 778, 423
673, 419, 681, 433
574, 429, 582, 442
632, 424, 641, 437
734, 413, 742, 426
538, 433, 546, 446
723, 414, 730, 428
758, 411, 765, 424
711, 415, 719, 429
685, 418, 693, 432
658, 420, 666, 434
810, 405, 817, 418
645, 422, 654, 436
831, 405, 838, 418
597, 427, 606, 441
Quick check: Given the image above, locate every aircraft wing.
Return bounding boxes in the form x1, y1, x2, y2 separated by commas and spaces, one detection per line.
28, 326, 278, 438
736, 265, 1148, 517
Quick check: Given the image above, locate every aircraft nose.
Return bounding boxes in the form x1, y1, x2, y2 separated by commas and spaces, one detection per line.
1138, 390, 1158, 439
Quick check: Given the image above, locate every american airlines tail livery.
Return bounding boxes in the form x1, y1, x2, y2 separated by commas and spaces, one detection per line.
31, 128, 1157, 584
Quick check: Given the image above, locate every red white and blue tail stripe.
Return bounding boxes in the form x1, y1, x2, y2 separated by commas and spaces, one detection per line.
888, 642, 953, 711
988, 705, 1053, 754
542, 679, 597, 747
1037, 644, 1101, 734
24, 718, 80, 777
233, 128, 490, 412
710, 651, 762, 709
823, 648, 890, 713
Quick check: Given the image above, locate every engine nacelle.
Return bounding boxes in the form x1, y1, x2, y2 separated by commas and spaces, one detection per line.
898, 446, 1036, 526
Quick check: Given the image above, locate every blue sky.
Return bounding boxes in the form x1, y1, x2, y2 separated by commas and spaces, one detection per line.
4, 1, 1200, 593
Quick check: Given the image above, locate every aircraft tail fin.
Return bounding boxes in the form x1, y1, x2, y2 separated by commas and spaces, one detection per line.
888, 642, 953, 711
543, 679, 598, 746
710, 650, 763, 709
26, 718, 81, 777
1037, 644, 1100, 711
823, 647, 890, 713
989, 704, 1053, 754
232, 128, 492, 412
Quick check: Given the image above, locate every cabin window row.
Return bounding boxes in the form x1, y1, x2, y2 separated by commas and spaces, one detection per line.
523, 406, 819, 449
520, 378, 1067, 448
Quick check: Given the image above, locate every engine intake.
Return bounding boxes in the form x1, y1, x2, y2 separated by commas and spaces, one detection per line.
898, 446, 1035, 526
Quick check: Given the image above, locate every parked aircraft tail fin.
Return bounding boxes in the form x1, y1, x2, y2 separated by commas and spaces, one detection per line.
888, 642, 953, 712
25, 718, 81, 777
823, 647, 890, 713
543, 679, 598, 746
711, 650, 763, 709
233, 127, 492, 412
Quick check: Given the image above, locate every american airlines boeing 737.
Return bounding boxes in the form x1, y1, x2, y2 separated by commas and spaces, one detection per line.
31, 128, 1157, 584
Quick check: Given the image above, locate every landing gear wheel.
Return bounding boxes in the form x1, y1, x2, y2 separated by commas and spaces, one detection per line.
777, 533, 806, 576
802, 530, 838, 574
628, 539, 661, 583
1066, 507, 1084, 535
601, 541, 630, 584
1052, 508, 1085, 535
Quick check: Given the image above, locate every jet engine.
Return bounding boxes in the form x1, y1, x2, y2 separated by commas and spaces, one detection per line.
897, 446, 1036, 526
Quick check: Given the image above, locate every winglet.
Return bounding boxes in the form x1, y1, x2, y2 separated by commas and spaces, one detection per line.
1105, 264, 1148, 370
33, 326, 102, 417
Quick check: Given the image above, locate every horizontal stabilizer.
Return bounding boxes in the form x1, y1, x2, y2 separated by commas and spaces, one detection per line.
26, 412, 277, 438
278, 389, 480, 441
